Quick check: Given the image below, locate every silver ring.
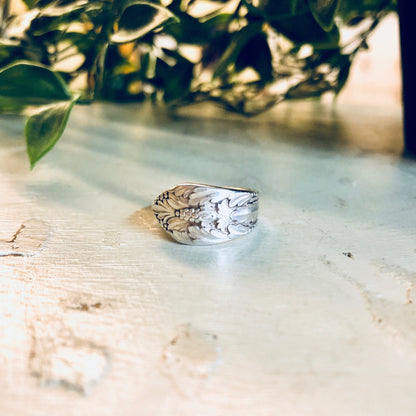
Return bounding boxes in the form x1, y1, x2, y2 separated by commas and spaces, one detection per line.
152, 183, 259, 245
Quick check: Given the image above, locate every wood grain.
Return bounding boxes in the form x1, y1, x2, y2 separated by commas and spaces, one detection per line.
0, 100, 415, 416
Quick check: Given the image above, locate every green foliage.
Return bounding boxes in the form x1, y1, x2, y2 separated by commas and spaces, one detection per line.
213, 22, 264, 78
26, 99, 76, 168
0, 61, 71, 103
0, 61, 75, 167
308, 0, 340, 31
111, 2, 178, 44
0, 0, 396, 166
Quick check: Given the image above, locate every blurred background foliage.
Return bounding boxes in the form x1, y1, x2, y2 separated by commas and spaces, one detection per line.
0, 0, 396, 166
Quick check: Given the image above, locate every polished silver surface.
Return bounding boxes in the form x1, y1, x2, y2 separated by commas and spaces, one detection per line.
152, 183, 259, 245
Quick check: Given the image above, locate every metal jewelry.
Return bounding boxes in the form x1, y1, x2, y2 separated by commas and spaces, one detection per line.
152, 183, 259, 245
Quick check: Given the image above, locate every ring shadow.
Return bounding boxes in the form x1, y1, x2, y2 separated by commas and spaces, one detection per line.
128, 205, 268, 271
127, 205, 173, 243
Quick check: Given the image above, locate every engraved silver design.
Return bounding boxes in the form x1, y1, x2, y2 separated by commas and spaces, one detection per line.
152, 183, 259, 245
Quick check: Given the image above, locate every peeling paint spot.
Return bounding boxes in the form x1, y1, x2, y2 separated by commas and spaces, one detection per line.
320, 255, 416, 361
80, 302, 102, 311
62, 295, 114, 312
0, 219, 50, 257
29, 321, 110, 394
161, 323, 222, 397
374, 261, 416, 305
335, 197, 348, 208
338, 177, 357, 186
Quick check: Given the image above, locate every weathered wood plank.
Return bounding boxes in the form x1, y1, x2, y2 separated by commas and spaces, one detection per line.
0, 100, 415, 416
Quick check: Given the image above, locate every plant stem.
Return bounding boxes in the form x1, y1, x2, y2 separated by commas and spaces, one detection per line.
0, 0, 10, 36
94, 42, 108, 97
87, 4, 114, 99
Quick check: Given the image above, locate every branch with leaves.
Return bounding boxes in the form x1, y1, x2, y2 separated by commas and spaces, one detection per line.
0, 0, 396, 167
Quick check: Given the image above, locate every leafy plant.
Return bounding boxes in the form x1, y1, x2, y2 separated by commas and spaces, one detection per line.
0, 0, 396, 167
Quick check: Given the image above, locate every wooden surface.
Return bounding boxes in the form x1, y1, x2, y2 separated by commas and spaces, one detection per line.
0, 99, 415, 416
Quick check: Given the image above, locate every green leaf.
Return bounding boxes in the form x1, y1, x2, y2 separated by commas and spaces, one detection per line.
0, 61, 71, 102
334, 54, 351, 94
39, 0, 91, 17
155, 52, 193, 103
213, 22, 263, 78
269, 8, 340, 48
286, 75, 331, 98
21, 0, 41, 8
25, 99, 76, 168
203, 13, 234, 30
111, 1, 178, 44
235, 33, 273, 82
247, 0, 305, 18
0, 97, 33, 113
308, 0, 340, 31
337, 0, 394, 22
165, 12, 209, 45
0, 42, 25, 67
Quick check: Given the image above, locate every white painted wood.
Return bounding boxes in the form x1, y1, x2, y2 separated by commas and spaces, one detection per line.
0, 100, 415, 416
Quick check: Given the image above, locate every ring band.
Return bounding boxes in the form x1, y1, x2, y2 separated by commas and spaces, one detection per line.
152, 183, 259, 245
